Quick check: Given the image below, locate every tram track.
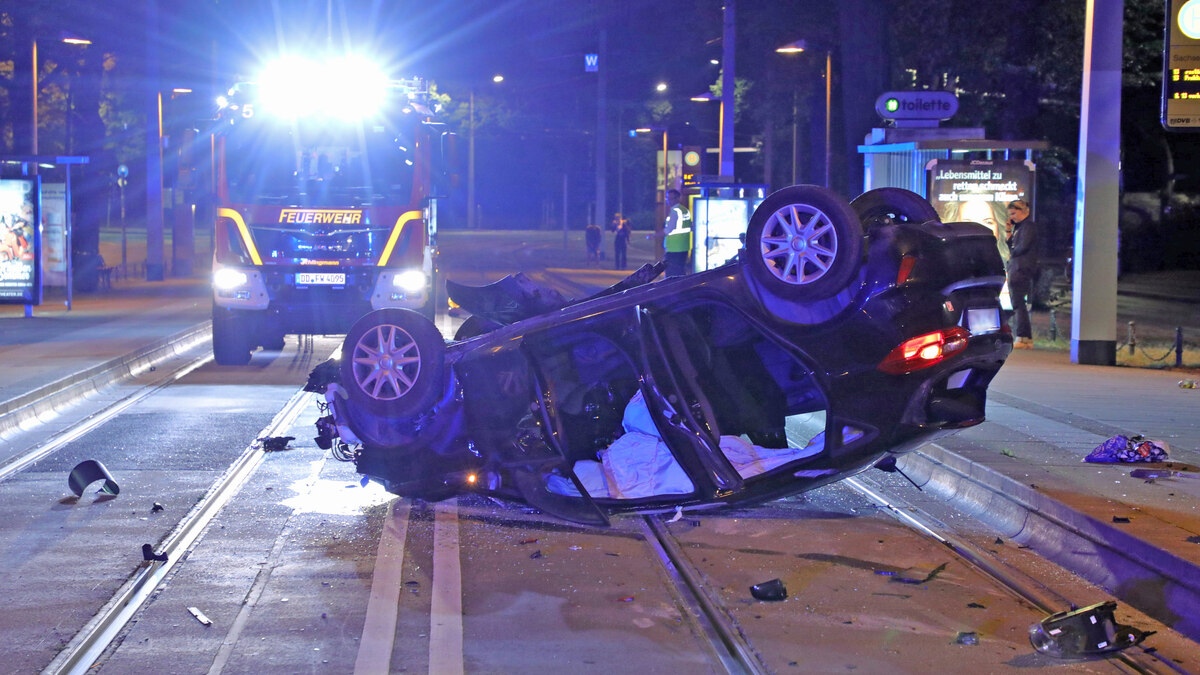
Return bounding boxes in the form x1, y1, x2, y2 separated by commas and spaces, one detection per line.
844, 473, 1194, 675
44, 387, 316, 675
0, 348, 214, 485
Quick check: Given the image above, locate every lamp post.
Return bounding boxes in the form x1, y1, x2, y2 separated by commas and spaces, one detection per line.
31, 33, 93, 156
467, 74, 503, 230
632, 126, 669, 259
776, 39, 831, 188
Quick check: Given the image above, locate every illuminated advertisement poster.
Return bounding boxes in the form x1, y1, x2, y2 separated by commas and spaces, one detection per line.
655, 150, 682, 193
691, 195, 763, 273
0, 178, 42, 305
41, 183, 67, 287
927, 159, 1034, 262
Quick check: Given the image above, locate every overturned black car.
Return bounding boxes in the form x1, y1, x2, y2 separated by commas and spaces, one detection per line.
308, 186, 1011, 525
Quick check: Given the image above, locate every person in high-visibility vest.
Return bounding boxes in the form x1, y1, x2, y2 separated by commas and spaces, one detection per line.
664, 189, 692, 277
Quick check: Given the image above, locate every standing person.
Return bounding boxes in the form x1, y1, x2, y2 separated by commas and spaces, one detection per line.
1005, 200, 1038, 349
613, 214, 631, 270
664, 189, 692, 277
585, 222, 602, 266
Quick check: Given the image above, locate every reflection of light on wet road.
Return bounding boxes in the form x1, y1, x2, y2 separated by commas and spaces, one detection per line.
280, 476, 394, 515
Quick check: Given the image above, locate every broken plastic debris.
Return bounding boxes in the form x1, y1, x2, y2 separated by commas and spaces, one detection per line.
519, 538, 538, 545
967, 602, 986, 609
954, 632, 979, 646
1029, 601, 1151, 658
151, 502, 164, 513
68, 459, 119, 497
259, 436, 295, 452
750, 578, 788, 602
1130, 468, 1199, 481
1112, 516, 1131, 524
188, 606, 212, 626
530, 550, 543, 559
667, 506, 684, 523
142, 544, 168, 562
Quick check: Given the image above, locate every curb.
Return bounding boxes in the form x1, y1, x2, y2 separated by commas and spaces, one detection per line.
0, 321, 212, 439
898, 442, 1200, 643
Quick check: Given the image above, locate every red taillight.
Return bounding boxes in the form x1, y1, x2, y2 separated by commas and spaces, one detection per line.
896, 255, 918, 285
877, 327, 970, 374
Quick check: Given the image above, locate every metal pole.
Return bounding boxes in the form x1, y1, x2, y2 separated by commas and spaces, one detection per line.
31, 39, 38, 156
1176, 326, 1184, 368
467, 91, 475, 229
824, 49, 832, 189
718, 0, 735, 178
791, 90, 799, 185
65, 166, 73, 310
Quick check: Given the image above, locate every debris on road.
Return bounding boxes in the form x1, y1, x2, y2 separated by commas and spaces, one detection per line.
954, 631, 979, 645
1131, 468, 1200, 481
892, 562, 948, 585
68, 459, 120, 497
151, 502, 164, 512
188, 607, 212, 626
1085, 435, 1169, 463
258, 436, 295, 452
142, 544, 168, 562
1029, 601, 1152, 658
750, 578, 788, 602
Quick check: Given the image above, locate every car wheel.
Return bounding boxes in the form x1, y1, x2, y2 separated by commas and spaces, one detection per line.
212, 306, 252, 365
745, 185, 864, 300
850, 187, 940, 230
340, 309, 445, 417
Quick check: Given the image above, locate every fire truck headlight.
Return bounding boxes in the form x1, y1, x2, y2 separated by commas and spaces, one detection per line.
393, 270, 427, 293
214, 267, 250, 290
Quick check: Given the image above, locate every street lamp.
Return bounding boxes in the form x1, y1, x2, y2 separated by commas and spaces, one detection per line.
467, 74, 503, 229
31, 32, 92, 155
776, 39, 831, 188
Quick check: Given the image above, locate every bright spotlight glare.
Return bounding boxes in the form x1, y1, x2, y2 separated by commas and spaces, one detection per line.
258, 54, 390, 120
325, 55, 389, 119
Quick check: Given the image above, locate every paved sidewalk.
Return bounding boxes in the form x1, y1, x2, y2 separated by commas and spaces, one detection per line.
0, 277, 211, 415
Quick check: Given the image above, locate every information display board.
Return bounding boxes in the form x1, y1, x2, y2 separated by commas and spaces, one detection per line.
1163, 0, 1200, 130
0, 178, 42, 305
691, 192, 764, 273
41, 183, 68, 287
927, 158, 1034, 261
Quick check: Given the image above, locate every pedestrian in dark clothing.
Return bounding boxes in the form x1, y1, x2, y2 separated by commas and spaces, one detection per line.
1005, 200, 1037, 349
613, 214, 631, 270
585, 223, 602, 266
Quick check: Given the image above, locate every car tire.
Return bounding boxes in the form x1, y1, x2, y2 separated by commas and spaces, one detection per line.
213, 306, 253, 365
340, 309, 446, 417
850, 187, 940, 230
744, 184, 864, 300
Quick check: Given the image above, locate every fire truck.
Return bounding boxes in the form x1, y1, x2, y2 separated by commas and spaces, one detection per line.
198, 55, 455, 365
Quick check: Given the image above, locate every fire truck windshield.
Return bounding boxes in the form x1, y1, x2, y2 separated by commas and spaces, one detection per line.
224, 118, 416, 208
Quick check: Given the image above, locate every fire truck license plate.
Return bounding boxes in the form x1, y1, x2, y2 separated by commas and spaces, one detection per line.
296, 272, 346, 286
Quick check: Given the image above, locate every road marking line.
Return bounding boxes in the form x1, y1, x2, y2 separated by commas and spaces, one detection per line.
430, 500, 464, 675
353, 499, 411, 674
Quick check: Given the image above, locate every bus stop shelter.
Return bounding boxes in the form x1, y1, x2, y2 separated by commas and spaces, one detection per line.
0, 155, 89, 316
